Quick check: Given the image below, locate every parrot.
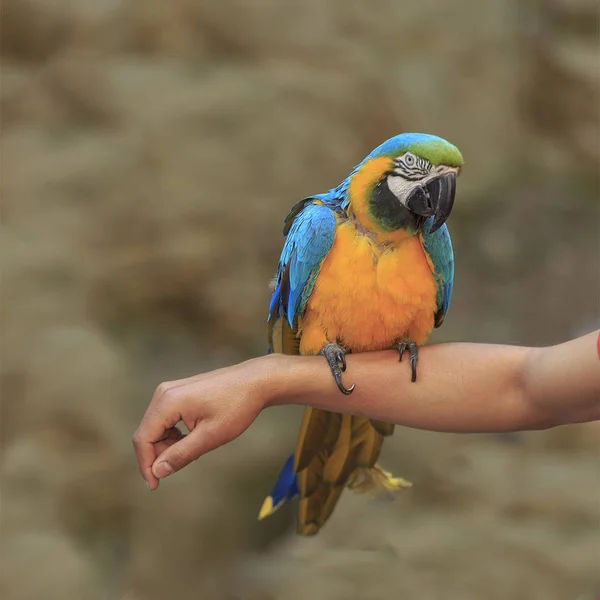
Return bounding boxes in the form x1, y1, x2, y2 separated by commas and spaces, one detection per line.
259, 133, 463, 536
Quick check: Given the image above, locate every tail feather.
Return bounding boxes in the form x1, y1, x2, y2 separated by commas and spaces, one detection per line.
347, 464, 412, 494
294, 408, 342, 472
296, 450, 326, 497
294, 413, 409, 535
258, 453, 298, 520
298, 482, 344, 536
370, 419, 395, 437
322, 414, 354, 484
259, 412, 411, 535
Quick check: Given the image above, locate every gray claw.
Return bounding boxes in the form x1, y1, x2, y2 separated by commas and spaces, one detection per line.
397, 339, 419, 383
319, 343, 355, 395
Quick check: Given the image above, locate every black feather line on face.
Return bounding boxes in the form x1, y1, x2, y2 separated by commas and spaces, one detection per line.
369, 178, 424, 233
391, 171, 424, 182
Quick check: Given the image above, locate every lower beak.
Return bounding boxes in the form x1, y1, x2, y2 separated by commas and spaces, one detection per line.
405, 172, 456, 234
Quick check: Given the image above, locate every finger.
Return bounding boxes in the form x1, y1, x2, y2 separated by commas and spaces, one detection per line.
133, 406, 183, 490
133, 440, 159, 490
158, 426, 185, 442
154, 432, 187, 457
152, 424, 219, 479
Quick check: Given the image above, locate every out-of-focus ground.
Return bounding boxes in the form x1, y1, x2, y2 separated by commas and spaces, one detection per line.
1, 1, 599, 599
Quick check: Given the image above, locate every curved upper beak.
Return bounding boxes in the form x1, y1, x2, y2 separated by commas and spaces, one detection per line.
405, 172, 457, 234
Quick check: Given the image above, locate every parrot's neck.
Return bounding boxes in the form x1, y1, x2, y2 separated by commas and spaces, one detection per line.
346, 211, 415, 248
344, 156, 423, 242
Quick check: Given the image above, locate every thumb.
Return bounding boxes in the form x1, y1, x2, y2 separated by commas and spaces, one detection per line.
152, 423, 217, 479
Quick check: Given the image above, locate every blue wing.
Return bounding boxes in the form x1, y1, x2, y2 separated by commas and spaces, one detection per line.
268, 199, 336, 340
421, 220, 454, 328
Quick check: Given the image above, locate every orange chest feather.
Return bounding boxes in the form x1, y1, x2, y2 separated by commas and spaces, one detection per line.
299, 221, 438, 353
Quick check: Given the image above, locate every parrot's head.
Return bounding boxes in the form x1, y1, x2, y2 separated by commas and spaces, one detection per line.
345, 133, 463, 235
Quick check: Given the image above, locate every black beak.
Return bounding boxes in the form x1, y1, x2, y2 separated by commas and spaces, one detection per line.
405, 172, 456, 234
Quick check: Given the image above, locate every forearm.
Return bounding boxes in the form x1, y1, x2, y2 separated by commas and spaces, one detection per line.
522, 331, 600, 427
262, 332, 599, 433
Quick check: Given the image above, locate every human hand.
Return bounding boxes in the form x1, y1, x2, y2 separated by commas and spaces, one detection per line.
133, 356, 277, 490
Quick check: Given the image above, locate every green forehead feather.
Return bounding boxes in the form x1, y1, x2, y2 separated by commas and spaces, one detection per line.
364, 133, 464, 168
405, 139, 464, 167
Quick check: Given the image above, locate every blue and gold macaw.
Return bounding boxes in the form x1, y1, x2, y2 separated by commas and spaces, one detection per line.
260, 133, 463, 535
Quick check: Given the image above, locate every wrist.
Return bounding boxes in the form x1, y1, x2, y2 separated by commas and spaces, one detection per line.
250, 353, 309, 410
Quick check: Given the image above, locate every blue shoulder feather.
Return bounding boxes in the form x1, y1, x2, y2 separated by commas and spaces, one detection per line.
268, 200, 337, 328
421, 220, 454, 327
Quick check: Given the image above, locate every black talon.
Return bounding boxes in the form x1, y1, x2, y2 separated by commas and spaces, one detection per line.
397, 339, 419, 383
319, 343, 355, 395
409, 353, 418, 383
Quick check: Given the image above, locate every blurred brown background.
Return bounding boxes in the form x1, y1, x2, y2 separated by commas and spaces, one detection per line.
1, 1, 599, 599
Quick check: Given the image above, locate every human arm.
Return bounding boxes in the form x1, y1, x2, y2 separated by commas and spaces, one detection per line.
270, 330, 599, 432
133, 331, 600, 490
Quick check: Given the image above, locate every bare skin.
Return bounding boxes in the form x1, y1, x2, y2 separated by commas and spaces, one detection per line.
133, 331, 600, 490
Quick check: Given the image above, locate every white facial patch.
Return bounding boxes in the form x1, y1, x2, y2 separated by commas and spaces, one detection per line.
386, 175, 415, 206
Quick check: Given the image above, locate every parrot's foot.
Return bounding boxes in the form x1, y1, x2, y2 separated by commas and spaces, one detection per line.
397, 339, 419, 383
318, 343, 355, 395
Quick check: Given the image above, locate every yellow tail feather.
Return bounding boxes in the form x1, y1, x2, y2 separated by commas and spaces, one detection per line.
258, 495, 285, 520
346, 464, 412, 495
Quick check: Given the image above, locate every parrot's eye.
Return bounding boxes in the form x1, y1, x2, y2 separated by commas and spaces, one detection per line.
403, 153, 416, 166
